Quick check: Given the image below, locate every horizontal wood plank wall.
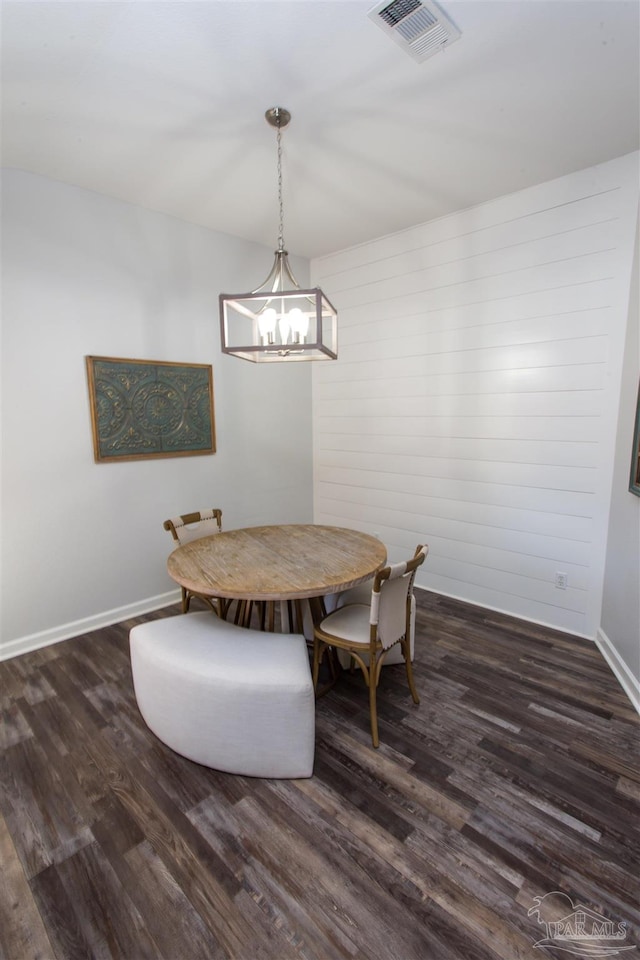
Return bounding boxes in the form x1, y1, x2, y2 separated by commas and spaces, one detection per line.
311, 154, 639, 638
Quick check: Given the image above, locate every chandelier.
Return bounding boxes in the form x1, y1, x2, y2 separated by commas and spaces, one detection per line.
219, 107, 338, 362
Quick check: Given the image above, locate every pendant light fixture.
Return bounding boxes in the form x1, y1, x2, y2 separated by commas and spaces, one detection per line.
219, 107, 338, 362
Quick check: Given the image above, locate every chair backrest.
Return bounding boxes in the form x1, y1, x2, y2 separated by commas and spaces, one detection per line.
163, 508, 223, 545
371, 545, 427, 649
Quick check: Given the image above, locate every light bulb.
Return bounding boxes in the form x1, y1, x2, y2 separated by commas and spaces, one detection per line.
258, 308, 277, 344
279, 314, 290, 344
289, 308, 309, 343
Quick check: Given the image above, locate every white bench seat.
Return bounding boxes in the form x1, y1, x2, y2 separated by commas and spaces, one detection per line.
130, 612, 315, 778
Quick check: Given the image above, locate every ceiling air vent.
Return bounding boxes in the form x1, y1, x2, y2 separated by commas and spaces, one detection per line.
368, 0, 461, 63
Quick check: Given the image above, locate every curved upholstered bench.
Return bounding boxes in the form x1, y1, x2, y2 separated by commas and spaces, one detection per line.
129, 612, 315, 778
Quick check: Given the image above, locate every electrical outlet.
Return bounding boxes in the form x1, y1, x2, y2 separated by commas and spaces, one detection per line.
555, 572, 568, 590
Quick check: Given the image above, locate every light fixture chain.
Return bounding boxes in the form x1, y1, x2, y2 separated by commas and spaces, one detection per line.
219, 106, 337, 362
276, 124, 285, 252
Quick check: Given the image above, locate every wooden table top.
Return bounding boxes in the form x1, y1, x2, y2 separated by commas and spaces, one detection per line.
167, 524, 387, 602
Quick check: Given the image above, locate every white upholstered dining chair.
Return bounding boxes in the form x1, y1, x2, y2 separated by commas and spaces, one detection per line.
331, 579, 417, 668
313, 544, 428, 748
163, 508, 230, 618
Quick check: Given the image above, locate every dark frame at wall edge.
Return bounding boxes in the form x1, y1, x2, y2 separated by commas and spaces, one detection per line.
630, 380, 640, 496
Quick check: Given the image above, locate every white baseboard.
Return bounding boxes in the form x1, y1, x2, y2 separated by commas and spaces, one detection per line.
0, 590, 181, 662
595, 627, 640, 715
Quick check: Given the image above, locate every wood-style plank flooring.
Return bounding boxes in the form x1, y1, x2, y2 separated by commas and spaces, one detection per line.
1, 591, 639, 960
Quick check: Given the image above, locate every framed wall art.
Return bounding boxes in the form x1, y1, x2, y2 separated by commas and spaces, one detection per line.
86, 356, 216, 463
630, 380, 640, 497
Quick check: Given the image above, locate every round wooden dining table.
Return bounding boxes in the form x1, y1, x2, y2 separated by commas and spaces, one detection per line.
167, 523, 386, 693
167, 523, 387, 605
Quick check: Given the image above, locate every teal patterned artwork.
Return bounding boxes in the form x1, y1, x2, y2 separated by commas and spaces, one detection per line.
86, 356, 216, 462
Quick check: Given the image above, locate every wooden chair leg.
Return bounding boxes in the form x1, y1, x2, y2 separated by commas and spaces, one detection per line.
327, 648, 340, 683
181, 588, 190, 614
402, 638, 420, 704
312, 639, 324, 692
368, 668, 380, 748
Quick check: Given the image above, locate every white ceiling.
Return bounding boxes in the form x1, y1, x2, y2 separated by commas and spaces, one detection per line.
2, 1, 639, 259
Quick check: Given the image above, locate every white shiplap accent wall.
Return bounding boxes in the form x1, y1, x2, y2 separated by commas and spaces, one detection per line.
311, 154, 639, 638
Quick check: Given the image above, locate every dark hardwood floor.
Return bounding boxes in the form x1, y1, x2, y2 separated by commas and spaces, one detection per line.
1, 591, 638, 960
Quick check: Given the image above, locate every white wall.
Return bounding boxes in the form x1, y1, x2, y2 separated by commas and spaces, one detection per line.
312, 154, 639, 639
599, 222, 640, 708
1, 170, 313, 656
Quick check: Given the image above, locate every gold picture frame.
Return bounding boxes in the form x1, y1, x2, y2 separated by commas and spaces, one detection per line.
86, 356, 216, 463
